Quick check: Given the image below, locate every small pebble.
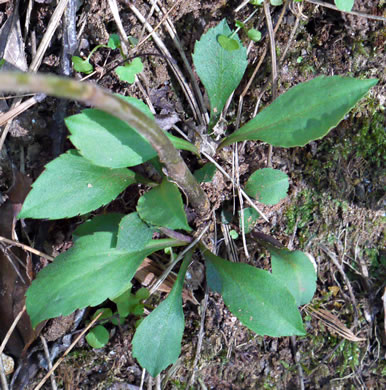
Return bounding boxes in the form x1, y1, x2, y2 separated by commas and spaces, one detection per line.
1, 353, 14, 375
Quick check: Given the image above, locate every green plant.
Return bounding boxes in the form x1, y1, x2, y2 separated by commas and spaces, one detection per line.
84, 286, 150, 349
72, 34, 143, 84
0, 19, 377, 378
335, 0, 355, 12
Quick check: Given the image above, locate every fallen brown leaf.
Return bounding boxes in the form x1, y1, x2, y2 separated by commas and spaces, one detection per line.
135, 257, 198, 304
308, 307, 366, 342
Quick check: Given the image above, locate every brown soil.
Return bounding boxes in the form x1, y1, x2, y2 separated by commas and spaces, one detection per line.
0, 0, 385, 389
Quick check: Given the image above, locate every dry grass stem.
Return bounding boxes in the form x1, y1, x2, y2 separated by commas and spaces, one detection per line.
306, 0, 386, 22
33, 311, 103, 390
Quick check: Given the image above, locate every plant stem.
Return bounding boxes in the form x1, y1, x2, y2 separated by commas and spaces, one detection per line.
0, 72, 210, 214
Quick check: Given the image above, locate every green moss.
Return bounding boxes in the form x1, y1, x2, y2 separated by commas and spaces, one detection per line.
285, 189, 318, 246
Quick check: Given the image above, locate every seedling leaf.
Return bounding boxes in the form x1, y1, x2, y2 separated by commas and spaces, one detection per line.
334, 0, 354, 12
269, 247, 317, 306
239, 207, 260, 234
72, 56, 93, 74
66, 97, 157, 168
244, 168, 289, 205
247, 28, 262, 42
18, 151, 138, 219
108, 33, 121, 49
194, 163, 217, 182
132, 254, 190, 377
116, 57, 144, 84
204, 250, 305, 336
86, 325, 109, 348
26, 234, 178, 327
112, 287, 150, 318
193, 19, 247, 128
165, 133, 199, 156
218, 34, 240, 51
137, 179, 192, 231
220, 76, 378, 148
117, 212, 154, 252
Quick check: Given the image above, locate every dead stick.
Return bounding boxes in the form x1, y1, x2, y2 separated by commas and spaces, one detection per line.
0, 236, 54, 261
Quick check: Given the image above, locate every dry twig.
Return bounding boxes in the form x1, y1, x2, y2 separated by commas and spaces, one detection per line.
306, 0, 386, 22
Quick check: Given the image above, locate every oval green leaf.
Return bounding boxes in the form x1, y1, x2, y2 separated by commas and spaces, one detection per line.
72, 56, 93, 74
247, 28, 262, 42
218, 34, 240, 51
203, 250, 305, 336
239, 207, 260, 234
65, 97, 157, 168
193, 163, 217, 183
117, 212, 154, 252
108, 33, 121, 49
165, 133, 199, 156
334, 0, 354, 12
244, 168, 289, 205
86, 325, 109, 348
137, 179, 192, 231
26, 234, 179, 327
269, 246, 317, 306
193, 19, 247, 128
132, 254, 190, 377
73, 213, 124, 244
219, 76, 378, 148
18, 151, 139, 220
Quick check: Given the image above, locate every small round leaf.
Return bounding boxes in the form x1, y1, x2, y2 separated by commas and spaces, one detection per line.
72, 56, 93, 74
86, 325, 109, 349
244, 168, 289, 205
217, 35, 240, 51
247, 29, 262, 42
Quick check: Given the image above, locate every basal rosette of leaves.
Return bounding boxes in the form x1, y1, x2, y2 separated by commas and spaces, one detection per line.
3, 17, 376, 378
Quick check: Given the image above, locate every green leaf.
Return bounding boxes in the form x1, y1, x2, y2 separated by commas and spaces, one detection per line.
65, 97, 157, 168
72, 56, 94, 74
86, 325, 109, 348
18, 151, 139, 220
193, 19, 248, 128
137, 178, 192, 231
116, 58, 144, 84
132, 253, 191, 377
128, 36, 138, 47
229, 229, 239, 239
117, 212, 154, 252
112, 287, 150, 318
73, 213, 124, 244
334, 0, 354, 12
239, 207, 260, 234
235, 20, 245, 29
220, 76, 378, 148
108, 34, 121, 49
203, 250, 305, 336
194, 163, 217, 182
247, 28, 262, 42
244, 168, 289, 205
270, 0, 283, 5
26, 233, 178, 327
165, 133, 199, 156
250, 0, 264, 5
92, 308, 113, 321
218, 35, 240, 51
269, 247, 317, 306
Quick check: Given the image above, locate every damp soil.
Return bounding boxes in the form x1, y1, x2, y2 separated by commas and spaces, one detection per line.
0, 0, 385, 389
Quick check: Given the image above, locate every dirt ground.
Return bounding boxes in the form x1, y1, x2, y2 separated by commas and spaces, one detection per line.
0, 0, 385, 389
